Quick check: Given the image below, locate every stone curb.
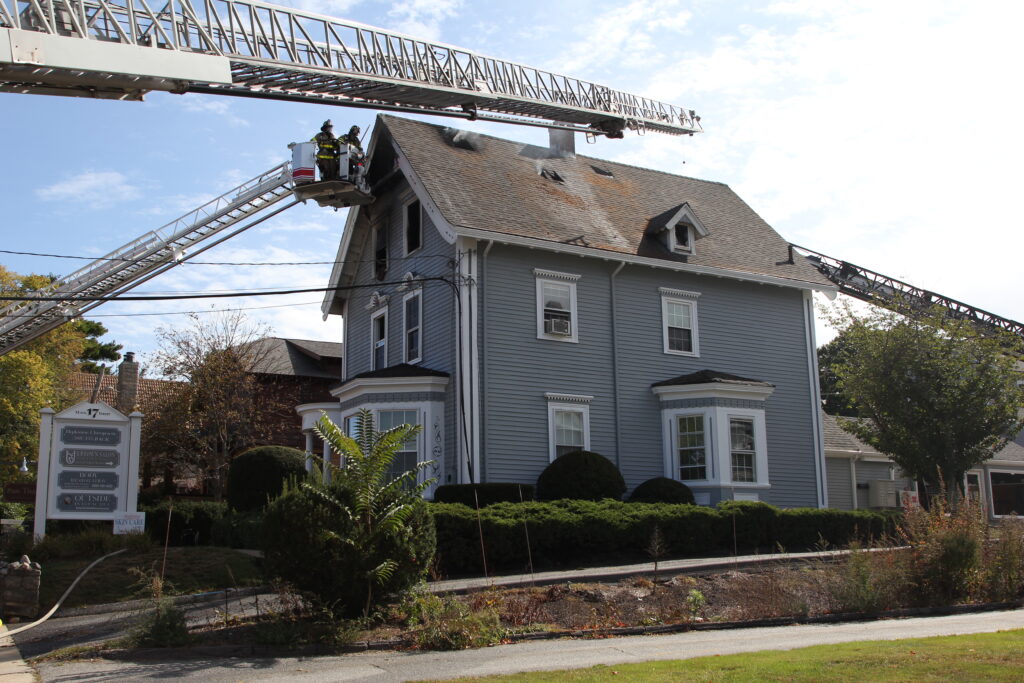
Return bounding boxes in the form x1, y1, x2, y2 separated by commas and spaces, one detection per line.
92, 599, 1024, 662
56, 586, 272, 618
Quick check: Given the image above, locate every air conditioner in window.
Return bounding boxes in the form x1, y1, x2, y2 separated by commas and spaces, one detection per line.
544, 318, 571, 336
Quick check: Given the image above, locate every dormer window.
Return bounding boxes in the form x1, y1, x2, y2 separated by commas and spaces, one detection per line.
673, 222, 693, 254
648, 202, 708, 256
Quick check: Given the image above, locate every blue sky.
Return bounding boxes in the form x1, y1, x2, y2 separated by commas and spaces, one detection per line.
3, 0, 1023, 371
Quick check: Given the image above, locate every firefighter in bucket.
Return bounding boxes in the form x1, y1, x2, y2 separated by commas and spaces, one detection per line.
311, 120, 341, 181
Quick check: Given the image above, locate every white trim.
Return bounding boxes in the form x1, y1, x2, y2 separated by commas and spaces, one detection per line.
295, 402, 344, 432
987, 468, 1024, 518
370, 306, 388, 370
660, 404, 770, 489
395, 150, 458, 244
661, 294, 700, 357
532, 268, 581, 282
544, 392, 593, 403
805, 291, 828, 508
547, 402, 591, 462
652, 382, 775, 402
458, 226, 836, 294
536, 275, 579, 343
404, 197, 423, 257
664, 203, 709, 237
403, 290, 423, 365
457, 237, 481, 483
330, 374, 450, 403
669, 411, 714, 483
658, 287, 701, 299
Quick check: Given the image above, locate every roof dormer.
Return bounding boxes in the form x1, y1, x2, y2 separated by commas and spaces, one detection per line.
651, 203, 709, 256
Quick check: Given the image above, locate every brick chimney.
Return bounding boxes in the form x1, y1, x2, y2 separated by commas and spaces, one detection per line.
116, 351, 139, 413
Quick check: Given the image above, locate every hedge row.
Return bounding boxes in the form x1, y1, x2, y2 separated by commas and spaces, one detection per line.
431, 500, 900, 575
141, 500, 227, 546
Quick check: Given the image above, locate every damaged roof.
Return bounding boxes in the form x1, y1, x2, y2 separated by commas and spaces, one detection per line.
377, 115, 832, 289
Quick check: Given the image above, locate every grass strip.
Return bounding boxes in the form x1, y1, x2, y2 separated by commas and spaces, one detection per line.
434, 629, 1024, 682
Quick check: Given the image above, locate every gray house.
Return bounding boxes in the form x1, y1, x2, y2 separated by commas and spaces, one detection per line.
311, 114, 837, 507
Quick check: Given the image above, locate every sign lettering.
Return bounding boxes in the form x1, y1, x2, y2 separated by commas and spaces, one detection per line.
56, 493, 118, 513
58, 471, 119, 491
60, 426, 121, 446
60, 449, 119, 468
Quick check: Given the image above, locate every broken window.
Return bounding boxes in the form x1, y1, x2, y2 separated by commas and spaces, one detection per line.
406, 200, 422, 255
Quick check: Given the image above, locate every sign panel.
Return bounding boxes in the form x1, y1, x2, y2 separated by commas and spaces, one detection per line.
60, 425, 122, 446
56, 493, 118, 513
3, 482, 36, 504
113, 512, 146, 535
60, 448, 119, 468
58, 471, 119, 491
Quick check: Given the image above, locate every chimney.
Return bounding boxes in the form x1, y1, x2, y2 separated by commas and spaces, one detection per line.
548, 128, 575, 159
116, 351, 139, 413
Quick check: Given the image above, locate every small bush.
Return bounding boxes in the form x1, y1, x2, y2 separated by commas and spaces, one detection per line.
30, 528, 124, 561
399, 588, 504, 650
226, 446, 307, 512
128, 601, 192, 647
433, 483, 534, 506
0, 500, 28, 520
211, 509, 266, 549
979, 517, 1024, 601
536, 450, 626, 502
629, 477, 695, 504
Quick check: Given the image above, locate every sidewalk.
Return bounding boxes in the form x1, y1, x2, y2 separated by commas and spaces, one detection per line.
0, 624, 36, 683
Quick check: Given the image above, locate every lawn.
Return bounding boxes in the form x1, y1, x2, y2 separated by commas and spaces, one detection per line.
39, 547, 264, 609
434, 630, 1024, 682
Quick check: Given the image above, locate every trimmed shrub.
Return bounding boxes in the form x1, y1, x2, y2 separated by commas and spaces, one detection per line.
226, 445, 307, 512
433, 483, 535, 507
717, 501, 779, 550
142, 500, 227, 546
535, 450, 626, 502
263, 477, 435, 618
211, 509, 266, 549
628, 477, 695, 504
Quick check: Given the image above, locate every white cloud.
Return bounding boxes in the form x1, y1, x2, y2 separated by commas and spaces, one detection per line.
386, 0, 462, 41
177, 96, 249, 127
35, 171, 142, 209
285, 0, 362, 17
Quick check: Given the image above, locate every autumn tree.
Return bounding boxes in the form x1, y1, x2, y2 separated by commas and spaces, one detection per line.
146, 311, 291, 498
827, 302, 1024, 503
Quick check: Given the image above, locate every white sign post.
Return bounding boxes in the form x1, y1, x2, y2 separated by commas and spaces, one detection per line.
34, 402, 142, 539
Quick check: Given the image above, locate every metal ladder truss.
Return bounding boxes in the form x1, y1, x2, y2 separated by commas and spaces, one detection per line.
0, 161, 294, 355
792, 244, 1024, 338
0, 0, 702, 137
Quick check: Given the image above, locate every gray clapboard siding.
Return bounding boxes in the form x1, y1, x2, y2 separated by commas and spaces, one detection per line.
826, 457, 854, 509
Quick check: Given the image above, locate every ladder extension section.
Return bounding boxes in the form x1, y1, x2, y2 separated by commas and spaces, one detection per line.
0, 162, 294, 355
792, 244, 1024, 338
0, 0, 701, 137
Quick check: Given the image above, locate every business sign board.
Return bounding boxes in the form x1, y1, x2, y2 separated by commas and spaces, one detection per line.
34, 402, 142, 538
3, 482, 36, 504
113, 512, 146, 535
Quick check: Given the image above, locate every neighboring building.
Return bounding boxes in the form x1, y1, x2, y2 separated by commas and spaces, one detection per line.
823, 412, 1024, 519
312, 114, 837, 506
68, 353, 179, 416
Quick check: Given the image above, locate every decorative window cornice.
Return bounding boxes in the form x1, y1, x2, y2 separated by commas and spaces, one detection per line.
659, 287, 701, 299
365, 291, 390, 311
544, 392, 593, 403
533, 268, 581, 282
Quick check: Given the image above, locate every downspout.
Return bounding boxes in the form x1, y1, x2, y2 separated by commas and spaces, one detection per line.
480, 240, 494, 482
610, 262, 625, 469
850, 454, 859, 510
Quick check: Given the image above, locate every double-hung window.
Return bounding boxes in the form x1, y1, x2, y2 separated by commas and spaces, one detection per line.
535, 269, 580, 342
661, 288, 699, 356
378, 408, 420, 481
405, 200, 422, 255
729, 418, 756, 482
676, 415, 707, 480
371, 308, 387, 370
404, 291, 422, 364
545, 395, 591, 461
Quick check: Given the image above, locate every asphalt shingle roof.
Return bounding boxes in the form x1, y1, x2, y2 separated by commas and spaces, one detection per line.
68, 371, 180, 412
378, 115, 832, 288
652, 369, 772, 388
243, 337, 343, 379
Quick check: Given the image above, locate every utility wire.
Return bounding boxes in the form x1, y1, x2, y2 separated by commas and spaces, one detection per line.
0, 247, 450, 267
0, 300, 322, 319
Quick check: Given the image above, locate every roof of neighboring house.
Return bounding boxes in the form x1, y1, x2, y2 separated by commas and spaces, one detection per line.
652, 369, 773, 388
68, 371, 181, 412
822, 413, 1024, 463
243, 337, 343, 379
377, 115, 832, 288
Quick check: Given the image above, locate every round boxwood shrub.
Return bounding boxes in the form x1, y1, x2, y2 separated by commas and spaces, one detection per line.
263, 478, 435, 618
628, 477, 695, 504
226, 445, 307, 512
536, 450, 626, 501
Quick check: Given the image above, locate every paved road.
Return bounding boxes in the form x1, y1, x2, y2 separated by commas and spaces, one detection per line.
33, 608, 1024, 682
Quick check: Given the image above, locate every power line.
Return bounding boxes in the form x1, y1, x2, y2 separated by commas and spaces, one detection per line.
0, 247, 450, 267
0, 300, 323, 320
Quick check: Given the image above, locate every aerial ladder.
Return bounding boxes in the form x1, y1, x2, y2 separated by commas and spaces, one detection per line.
791, 244, 1024, 339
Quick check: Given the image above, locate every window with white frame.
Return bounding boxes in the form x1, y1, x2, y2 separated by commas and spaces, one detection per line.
378, 408, 420, 481
676, 414, 708, 480
405, 199, 422, 255
404, 291, 422, 364
729, 418, 756, 482
661, 288, 699, 356
535, 270, 580, 342
546, 399, 590, 461
371, 308, 387, 370
990, 471, 1024, 517
672, 223, 693, 254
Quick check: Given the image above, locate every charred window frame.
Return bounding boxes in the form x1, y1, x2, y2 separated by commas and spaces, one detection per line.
405, 200, 422, 255
374, 224, 388, 281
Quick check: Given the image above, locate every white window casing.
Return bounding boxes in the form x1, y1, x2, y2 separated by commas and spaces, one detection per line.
370, 306, 388, 370
661, 292, 700, 356
535, 269, 580, 343
403, 291, 422, 364
546, 398, 591, 462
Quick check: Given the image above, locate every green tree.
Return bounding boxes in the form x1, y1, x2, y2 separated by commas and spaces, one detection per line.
262, 410, 436, 617
827, 302, 1024, 502
817, 330, 859, 417
75, 319, 122, 373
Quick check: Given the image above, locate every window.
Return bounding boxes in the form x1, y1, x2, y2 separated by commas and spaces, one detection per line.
661, 289, 699, 356
374, 224, 388, 281
990, 471, 1024, 516
404, 291, 422, 364
676, 415, 707, 480
546, 400, 591, 461
673, 223, 692, 253
405, 200, 422, 255
371, 308, 387, 370
378, 409, 420, 482
730, 418, 756, 483
535, 270, 580, 343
